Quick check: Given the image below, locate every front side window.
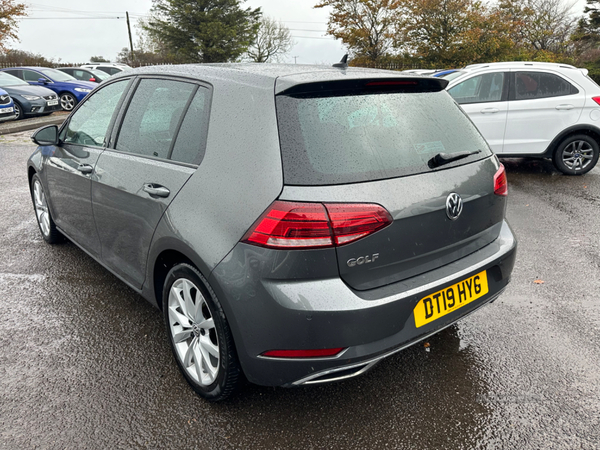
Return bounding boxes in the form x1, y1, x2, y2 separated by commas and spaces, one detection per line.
23, 70, 47, 82
448, 73, 505, 104
40, 68, 76, 82
514, 72, 575, 100
116, 78, 196, 160
62, 79, 129, 147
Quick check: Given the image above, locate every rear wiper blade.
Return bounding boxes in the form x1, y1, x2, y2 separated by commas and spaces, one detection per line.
428, 150, 481, 168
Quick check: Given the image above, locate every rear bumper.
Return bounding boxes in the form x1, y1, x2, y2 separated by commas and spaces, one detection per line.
210, 220, 517, 387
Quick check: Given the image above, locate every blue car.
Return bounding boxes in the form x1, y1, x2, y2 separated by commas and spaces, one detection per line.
0, 87, 17, 123
0, 67, 95, 111
433, 69, 465, 82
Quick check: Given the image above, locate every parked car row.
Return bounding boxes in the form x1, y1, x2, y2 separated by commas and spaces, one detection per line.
0, 63, 132, 120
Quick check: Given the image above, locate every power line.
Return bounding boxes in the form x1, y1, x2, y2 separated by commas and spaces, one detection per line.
21, 16, 126, 20
291, 35, 337, 40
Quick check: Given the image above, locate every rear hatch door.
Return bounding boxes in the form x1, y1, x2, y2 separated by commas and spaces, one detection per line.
276, 77, 506, 291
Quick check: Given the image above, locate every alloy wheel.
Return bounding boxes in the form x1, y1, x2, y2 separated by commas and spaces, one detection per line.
167, 278, 220, 386
60, 94, 76, 111
561, 140, 595, 171
33, 180, 50, 237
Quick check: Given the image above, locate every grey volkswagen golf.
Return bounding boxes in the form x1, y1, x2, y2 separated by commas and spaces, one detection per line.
28, 63, 517, 401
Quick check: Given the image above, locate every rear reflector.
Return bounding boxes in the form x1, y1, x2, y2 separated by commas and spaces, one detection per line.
242, 201, 392, 249
262, 348, 345, 358
494, 164, 508, 196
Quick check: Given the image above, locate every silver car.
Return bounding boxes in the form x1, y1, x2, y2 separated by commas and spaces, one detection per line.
28, 64, 517, 401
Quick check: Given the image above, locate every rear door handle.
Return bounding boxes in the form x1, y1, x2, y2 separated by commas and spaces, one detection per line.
480, 108, 499, 114
76, 164, 94, 174
555, 104, 574, 110
143, 183, 170, 198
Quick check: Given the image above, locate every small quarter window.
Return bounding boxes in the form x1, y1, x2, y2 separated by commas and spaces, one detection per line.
170, 88, 209, 164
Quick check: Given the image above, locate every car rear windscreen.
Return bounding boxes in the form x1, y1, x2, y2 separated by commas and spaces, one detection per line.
276, 89, 491, 185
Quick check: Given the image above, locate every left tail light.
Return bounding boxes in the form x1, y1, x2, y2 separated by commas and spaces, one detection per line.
494, 163, 508, 196
242, 201, 393, 250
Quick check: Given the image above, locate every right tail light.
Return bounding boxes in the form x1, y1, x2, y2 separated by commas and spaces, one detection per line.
494, 163, 508, 196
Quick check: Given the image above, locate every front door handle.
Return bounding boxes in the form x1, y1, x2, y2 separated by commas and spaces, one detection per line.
143, 183, 170, 198
555, 104, 574, 110
76, 164, 93, 174
480, 107, 499, 114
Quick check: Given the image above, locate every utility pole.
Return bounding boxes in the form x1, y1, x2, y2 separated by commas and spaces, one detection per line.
293, 56, 298, 64
126, 11, 135, 64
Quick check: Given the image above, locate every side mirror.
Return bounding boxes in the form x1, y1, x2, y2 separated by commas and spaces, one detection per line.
89, 78, 96, 82
37, 78, 48, 84
32, 125, 59, 146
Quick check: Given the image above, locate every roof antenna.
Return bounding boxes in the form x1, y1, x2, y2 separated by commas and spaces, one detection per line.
332, 54, 348, 69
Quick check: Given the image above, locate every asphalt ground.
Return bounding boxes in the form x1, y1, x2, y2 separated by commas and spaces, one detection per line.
0, 133, 599, 449
0, 112, 67, 136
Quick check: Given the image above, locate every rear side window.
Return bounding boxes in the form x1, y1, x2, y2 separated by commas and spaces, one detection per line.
99, 67, 121, 75
513, 72, 576, 100
448, 73, 505, 104
116, 79, 195, 159
277, 90, 491, 185
4, 69, 21, 79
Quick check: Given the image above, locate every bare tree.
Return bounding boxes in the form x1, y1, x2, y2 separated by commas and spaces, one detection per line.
247, 17, 294, 62
498, 0, 578, 55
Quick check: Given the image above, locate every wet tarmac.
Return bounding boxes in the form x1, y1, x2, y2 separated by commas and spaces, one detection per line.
1, 134, 599, 449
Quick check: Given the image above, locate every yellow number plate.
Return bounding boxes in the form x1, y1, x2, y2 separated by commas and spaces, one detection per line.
414, 270, 489, 328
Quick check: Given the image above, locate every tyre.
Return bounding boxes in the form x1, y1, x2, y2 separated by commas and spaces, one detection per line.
59, 93, 77, 111
553, 134, 599, 175
163, 263, 241, 401
30, 174, 62, 244
14, 102, 22, 120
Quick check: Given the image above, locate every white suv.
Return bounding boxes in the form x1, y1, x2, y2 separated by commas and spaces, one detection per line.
446, 62, 600, 175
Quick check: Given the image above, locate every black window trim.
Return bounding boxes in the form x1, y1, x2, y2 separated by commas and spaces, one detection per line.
108, 74, 213, 168
508, 70, 579, 101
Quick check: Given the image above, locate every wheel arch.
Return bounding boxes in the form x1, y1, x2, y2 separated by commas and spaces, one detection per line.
57, 90, 76, 98
27, 165, 37, 186
147, 237, 213, 312
543, 124, 600, 158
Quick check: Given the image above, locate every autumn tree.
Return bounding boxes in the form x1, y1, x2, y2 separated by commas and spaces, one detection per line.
314, 0, 402, 65
144, 0, 261, 63
247, 17, 293, 62
0, 0, 26, 52
397, 0, 514, 67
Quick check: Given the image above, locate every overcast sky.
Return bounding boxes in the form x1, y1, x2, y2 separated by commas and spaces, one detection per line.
13, 0, 588, 66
